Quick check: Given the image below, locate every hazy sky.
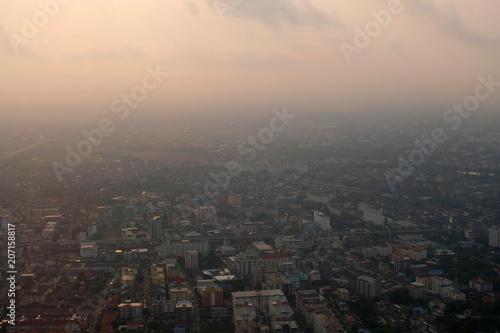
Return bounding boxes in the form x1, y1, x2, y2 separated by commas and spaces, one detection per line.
1, 0, 499, 123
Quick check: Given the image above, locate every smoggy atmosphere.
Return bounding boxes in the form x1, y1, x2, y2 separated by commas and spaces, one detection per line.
1, 0, 499, 122
2, 2, 500, 333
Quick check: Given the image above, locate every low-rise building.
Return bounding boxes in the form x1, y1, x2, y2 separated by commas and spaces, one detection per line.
357, 275, 381, 299
469, 278, 493, 292
80, 242, 99, 259
337, 288, 350, 301
118, 303, 142, 319
169, 287, 191, 303
175, 300, 195, 323
233, 299, 257, 333
235, 250, 261, 276
409, 247, 427, 261
185, 250, 199, 269
409, 282, 428, 299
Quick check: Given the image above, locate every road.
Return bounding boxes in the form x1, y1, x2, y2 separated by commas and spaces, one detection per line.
89, 277, 113, 333
143, 269, 151, 311
192, 286, 200, 333
0, 131, 46, 161
79, 227, 488, 247
16, 226, 488, 248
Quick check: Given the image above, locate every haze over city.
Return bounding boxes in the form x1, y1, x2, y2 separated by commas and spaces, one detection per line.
1, 0, 500, 123
2, 1, 500, 333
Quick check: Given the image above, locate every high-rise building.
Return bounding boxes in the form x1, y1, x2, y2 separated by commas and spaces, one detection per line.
169, 287, 191, 303
118, 303, 143, 319
394, 257, 411, 271
446, 289, 466, 301
469, 278, 493, 292
202, 286, 224, 307
359, 203, 385, 226
27, 207, 60, 219
175, 300, 195, 323
232, 290, 285, 313
232, 290, 296, 333
337, 288, 350, 301
185, 250, 198, 269
252, 263, 275, 288
313, 211, 331, 231
415, 274, 432, 291
151, 217, 162, 240
376, 245, 392, 257
489, 226, 500, 248
162, 240, 210, 257
233, 300, 257, 333
430, 276, 453, 295
146, 214, 162, 240
312, 309, 340, 333
80, 242, 99, 259
228, 194, 242, 205
409, 247, 427, 261
409, 282, 427, 299
234, 250, 261, 276
195, 206, 217, 221
357, 275, 381, 299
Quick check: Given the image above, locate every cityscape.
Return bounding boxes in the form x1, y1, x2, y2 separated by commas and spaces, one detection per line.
1, 110, 500, 333
1, 1, 500, 333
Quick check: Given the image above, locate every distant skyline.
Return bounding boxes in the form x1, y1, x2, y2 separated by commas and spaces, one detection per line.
1, 0, 499, 123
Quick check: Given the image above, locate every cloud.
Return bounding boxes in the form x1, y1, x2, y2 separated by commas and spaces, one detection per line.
65, 44, 148, 62
0, 24, 46, 61
209, 0, 341, 29
408, 0, 500, 46
121, 44, 148, 60
185, 1, 199, 17
0, 25, 19, 55
388, 41, 407, 58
